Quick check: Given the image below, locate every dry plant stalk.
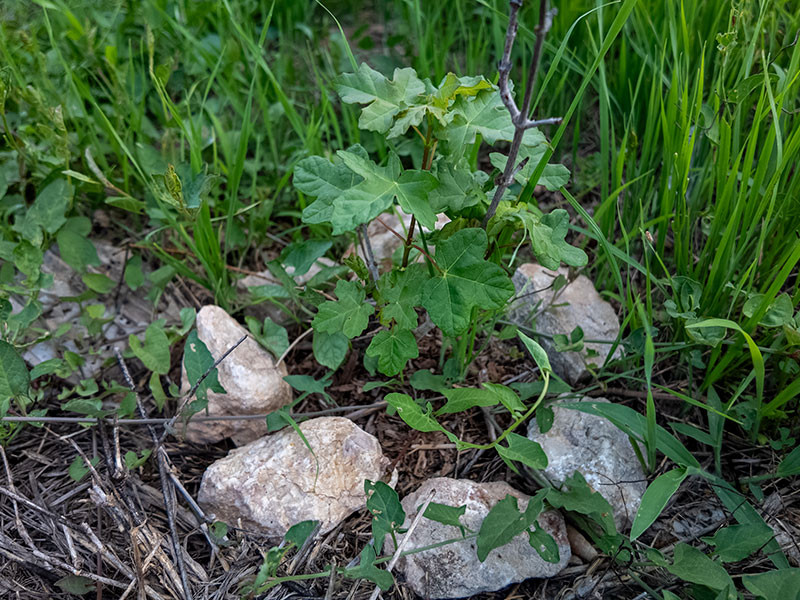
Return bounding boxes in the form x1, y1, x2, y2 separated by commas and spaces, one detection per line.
483, 0, 562, 227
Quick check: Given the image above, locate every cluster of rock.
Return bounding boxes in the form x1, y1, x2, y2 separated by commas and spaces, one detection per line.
190, 267, 642, 599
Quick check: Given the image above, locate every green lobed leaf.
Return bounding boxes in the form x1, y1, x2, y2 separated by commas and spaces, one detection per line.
546, 472, 617, 536
423, 502, 468, 534
528, 523, 561, 563
281, 239, 332, 277
335, 63, 425, 135
518, 331, 552, 374
377, 265, 426, 330
436, 386, 502, 415
666, 543, 734, 592
342, 544, 394, 590
0, 341, 30, 411
421, 228, 514, 335
442, 88, 515, 159
247, 316, 290, 359
702, 522, 774, 563
312, 279, 374, 339
129, 321, 171, 375
18, 179, 73, 245
742, 569, 800, 600
183, 330, 226, 408
630, 467, 688, 541
332, 151, 438, 232
365, 480, 406, 551
428, 159, 489, 213
495, 433, 548, 470
489, 137, 570, 191
366, 328, 418, 377
777, 445, 800, 477
312, 331, 349, 371
297, 146, 367, 225
476, 490, 546, 562
385, 393, 458, 444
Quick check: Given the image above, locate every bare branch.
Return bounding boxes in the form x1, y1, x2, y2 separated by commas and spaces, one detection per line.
483, 0, 560, 227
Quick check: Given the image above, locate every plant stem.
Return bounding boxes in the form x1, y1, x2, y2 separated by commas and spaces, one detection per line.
401, 122, 435, 268
460, 372, 550, 451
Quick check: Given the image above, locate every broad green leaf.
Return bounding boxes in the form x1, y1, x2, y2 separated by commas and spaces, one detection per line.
365, 480, 406, 551
385, 393, 457, 444
149, 371, 167, 411
743, 569, 800, 600
332, 151, 438, 232
247, 316, 290, 359
495, 433, 548, 470
281, 239, 332, 277
285, 520, 319, 549
489, 140, 570, 191
0, 341, 29, 410
57, 229, 100, 273
18, 179, 73, 245
702, 522, 774, 563
518, 331, 552, 374
13, 241, 43, 278
366, 328, 418, 376
777, 445, 800, 477
82, 272, 115, 294
124, 449, 152, 469
183, 330, 226, 407
432, 73, 493, 110
312, 280, 374, 339
436, 386, 501, 415
476, 489, 546, 562
421, 228, 514, 335
630, 468, 688, 541
55, 575, 94, 595
423, 502, 468, 534
546, 472, 617, 536
488, 204, 588, 269
666, 543, 734, 592
483, 383, 527, 416
342, 544, 394, 590
283, 374, 332, 397
312, 331, 349, 371
443, 88, 515, 158
297, 146, 366, 225
377, 265, 426, 329
528, 523, 561, 563
335, 63, 425, 136
743, 293, 794, 328
124, 254, 145, 290
68, 455, 99, 482
428, 159, 489, 213
409, 369, 449, 393
129, 321, 171, 375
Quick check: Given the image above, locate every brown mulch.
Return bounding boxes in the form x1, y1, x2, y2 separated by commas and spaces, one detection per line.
2, 288, 799, 599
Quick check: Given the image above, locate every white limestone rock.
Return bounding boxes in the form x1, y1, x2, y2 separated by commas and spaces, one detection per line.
528, 397, 646, 531
198, 417, 392, 538
509, 263, 623, 383
391, 478, 570, 599
181, 305, 292, 445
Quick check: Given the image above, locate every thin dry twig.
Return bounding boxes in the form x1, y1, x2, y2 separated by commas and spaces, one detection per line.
483, 0, 562, 227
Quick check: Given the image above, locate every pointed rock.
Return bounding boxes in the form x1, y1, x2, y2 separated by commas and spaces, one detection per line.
181, 305, 292, 445
509, 263, 622, 383
528, 397, 646, 531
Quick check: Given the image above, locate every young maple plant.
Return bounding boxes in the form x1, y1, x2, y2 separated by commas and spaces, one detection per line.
294, 60, 586, 379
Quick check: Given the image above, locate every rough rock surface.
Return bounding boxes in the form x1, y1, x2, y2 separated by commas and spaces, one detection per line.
198, 417, 391, 537
509, 263, 622, 383
528, 397, 646, 531
181, 305, 291, 445
391, 478, 570, 599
